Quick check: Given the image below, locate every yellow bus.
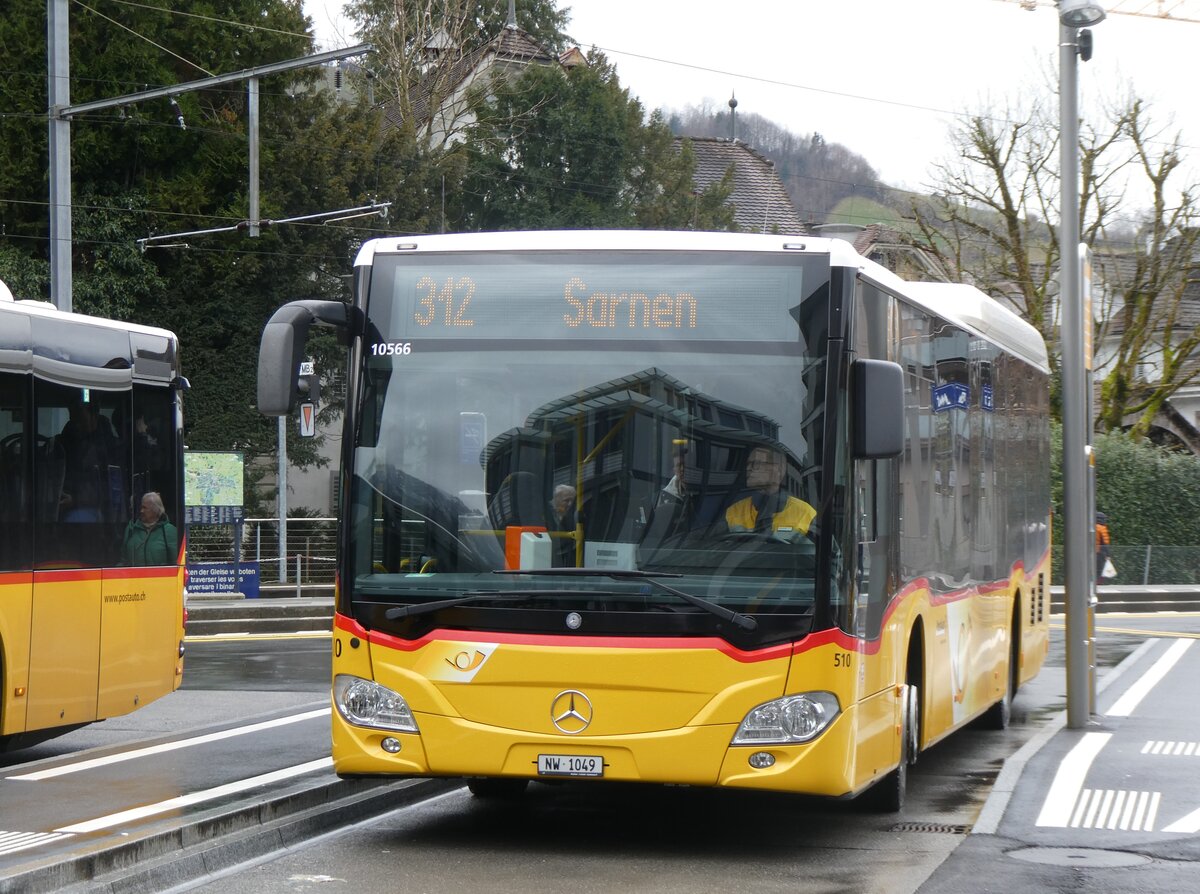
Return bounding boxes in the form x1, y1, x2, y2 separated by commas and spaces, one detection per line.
258, 231, 1051, 809
0, 284, 187, 751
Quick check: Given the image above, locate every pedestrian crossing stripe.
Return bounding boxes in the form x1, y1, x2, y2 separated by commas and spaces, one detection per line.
1069, 789, 1160, 831
1143, 740, 1200, 756
0, 830, 74, 857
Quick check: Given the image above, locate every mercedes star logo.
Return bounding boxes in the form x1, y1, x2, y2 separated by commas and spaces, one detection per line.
550, 689, 593, 735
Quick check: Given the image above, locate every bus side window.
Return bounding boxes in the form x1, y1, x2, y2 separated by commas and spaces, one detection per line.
0, 370, 33, 571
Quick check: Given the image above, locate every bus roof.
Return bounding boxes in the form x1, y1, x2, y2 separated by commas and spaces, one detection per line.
898, 281, 1049, 372
0, 292, 177, 343
354, 231, 1049, 372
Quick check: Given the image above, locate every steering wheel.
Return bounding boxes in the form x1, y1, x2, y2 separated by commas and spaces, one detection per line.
716, 529, 817, 546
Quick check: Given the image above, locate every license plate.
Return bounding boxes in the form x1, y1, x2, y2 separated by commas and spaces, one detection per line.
537, 754, 604, 777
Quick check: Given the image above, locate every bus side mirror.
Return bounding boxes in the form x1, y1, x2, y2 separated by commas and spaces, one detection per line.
257, 300, 352, 416
852, 359, 904, 459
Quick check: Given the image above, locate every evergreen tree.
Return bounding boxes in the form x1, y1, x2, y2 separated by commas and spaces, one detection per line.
0, 0, 423, 492
456, 54, 733, 231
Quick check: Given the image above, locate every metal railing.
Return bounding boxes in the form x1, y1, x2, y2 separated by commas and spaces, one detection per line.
188, 521, 1200, 589
1051, 545, 1200, 586
186, 517, 338, 585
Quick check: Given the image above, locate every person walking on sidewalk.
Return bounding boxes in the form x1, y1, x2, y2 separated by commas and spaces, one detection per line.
1095, 510, 1113, 584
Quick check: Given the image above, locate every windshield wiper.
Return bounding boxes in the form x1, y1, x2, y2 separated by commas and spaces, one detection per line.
384, 591, 535, 620
494, 568, 757, 631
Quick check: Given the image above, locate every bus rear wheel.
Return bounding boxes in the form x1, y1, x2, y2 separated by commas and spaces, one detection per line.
466, 777, 530, 799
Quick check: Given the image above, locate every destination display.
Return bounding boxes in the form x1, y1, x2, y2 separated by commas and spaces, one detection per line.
367, 252, 823, 344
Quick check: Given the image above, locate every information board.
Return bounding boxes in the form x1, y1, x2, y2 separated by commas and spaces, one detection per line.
185, 451, 244, 507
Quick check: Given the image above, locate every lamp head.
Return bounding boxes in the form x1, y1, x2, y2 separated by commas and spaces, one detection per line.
1059, 0, 1106, 27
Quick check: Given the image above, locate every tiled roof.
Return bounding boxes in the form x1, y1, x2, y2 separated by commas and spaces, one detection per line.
1029, 251, 1200, 339
849, 223, 952, 282
682, 137, 805, 235
493, 25, 556, 63
384, 25, 558, 132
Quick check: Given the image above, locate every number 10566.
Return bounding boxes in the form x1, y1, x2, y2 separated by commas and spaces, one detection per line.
370, 342, 411, 356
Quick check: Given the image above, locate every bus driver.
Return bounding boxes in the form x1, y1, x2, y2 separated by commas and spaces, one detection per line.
724, 445, 816, 540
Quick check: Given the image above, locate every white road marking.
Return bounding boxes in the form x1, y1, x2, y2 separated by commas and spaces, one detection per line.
1036, 732, 1111, 827
52, 758, 333, 834
1143, 740, 1200, 756
6, 708, 330, 781
1106, 638, 1193, 717
1067, 789, 1159, 831
1163, 805, 1200, 834
0, 830, 74, 857
186, 631, 331, 642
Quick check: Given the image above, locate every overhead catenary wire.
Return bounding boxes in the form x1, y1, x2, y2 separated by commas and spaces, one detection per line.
7, 4, 1194, 184
4, 2, 1192, 255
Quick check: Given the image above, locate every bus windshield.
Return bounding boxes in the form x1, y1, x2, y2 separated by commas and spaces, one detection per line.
347, 250, 833, 643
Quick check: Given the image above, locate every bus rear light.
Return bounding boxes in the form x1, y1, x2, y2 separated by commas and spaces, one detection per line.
732, 692, 840, 745
334, 675, 419, 733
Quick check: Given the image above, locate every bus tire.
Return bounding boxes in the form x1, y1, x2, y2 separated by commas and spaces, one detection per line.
866, 682, 917, 813
980, 609, 1019, 730
466, 777, 529, 799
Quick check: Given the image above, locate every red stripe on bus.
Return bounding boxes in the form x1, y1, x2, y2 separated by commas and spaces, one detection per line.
32, 566, 180, 583
105, 566, 182, 580
335, 553, 1050, 664
334, 613, 793, 663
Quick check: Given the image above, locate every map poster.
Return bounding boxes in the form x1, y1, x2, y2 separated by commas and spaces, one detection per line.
185, 451, 244, 508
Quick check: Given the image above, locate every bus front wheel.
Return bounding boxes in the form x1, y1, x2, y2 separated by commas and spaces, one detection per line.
866, 682, 918, 812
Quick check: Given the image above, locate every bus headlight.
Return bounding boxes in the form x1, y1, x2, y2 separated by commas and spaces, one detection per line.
333, 675, 419, 733
731, 692, 840, 745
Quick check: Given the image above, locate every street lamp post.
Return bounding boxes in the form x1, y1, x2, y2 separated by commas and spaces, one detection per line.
1058, 0, 1105, 729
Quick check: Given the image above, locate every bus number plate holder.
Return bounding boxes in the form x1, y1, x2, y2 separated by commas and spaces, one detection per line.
537, 754, 604, 777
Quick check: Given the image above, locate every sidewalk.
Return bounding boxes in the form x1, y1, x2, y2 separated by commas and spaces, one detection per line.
185, 594, 334, 636
919, 634, 1200, 892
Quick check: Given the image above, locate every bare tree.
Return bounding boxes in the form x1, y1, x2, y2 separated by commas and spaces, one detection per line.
1096, 101, 1200, 438
910, 92, 1200, 438
343, 1, 570, 152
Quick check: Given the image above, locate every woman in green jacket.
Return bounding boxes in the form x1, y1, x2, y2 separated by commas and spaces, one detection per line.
122, 491, 179, 566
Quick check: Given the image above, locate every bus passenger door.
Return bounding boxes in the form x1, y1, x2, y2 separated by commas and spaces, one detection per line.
27, 572, 101, 730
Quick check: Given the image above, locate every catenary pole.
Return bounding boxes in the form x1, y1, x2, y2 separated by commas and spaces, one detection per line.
48, 0, 72, 311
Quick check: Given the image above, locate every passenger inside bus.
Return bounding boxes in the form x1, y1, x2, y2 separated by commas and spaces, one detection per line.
121, 491, 178, 566
58, 400, 119, 523
547, 484, 578, 566
723, 446, 816, 541
641, 444, 696, 546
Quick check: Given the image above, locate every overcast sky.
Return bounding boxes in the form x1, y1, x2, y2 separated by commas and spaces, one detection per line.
302, 0, 1200, 198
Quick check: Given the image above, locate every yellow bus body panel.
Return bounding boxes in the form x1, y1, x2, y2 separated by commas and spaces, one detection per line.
332, 619, 869, 795
97, 566, 186, 718
330, 552, 1050, 797
27, 571, 102, 729
2, 566, 184, 739
0, 573, 34, 736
